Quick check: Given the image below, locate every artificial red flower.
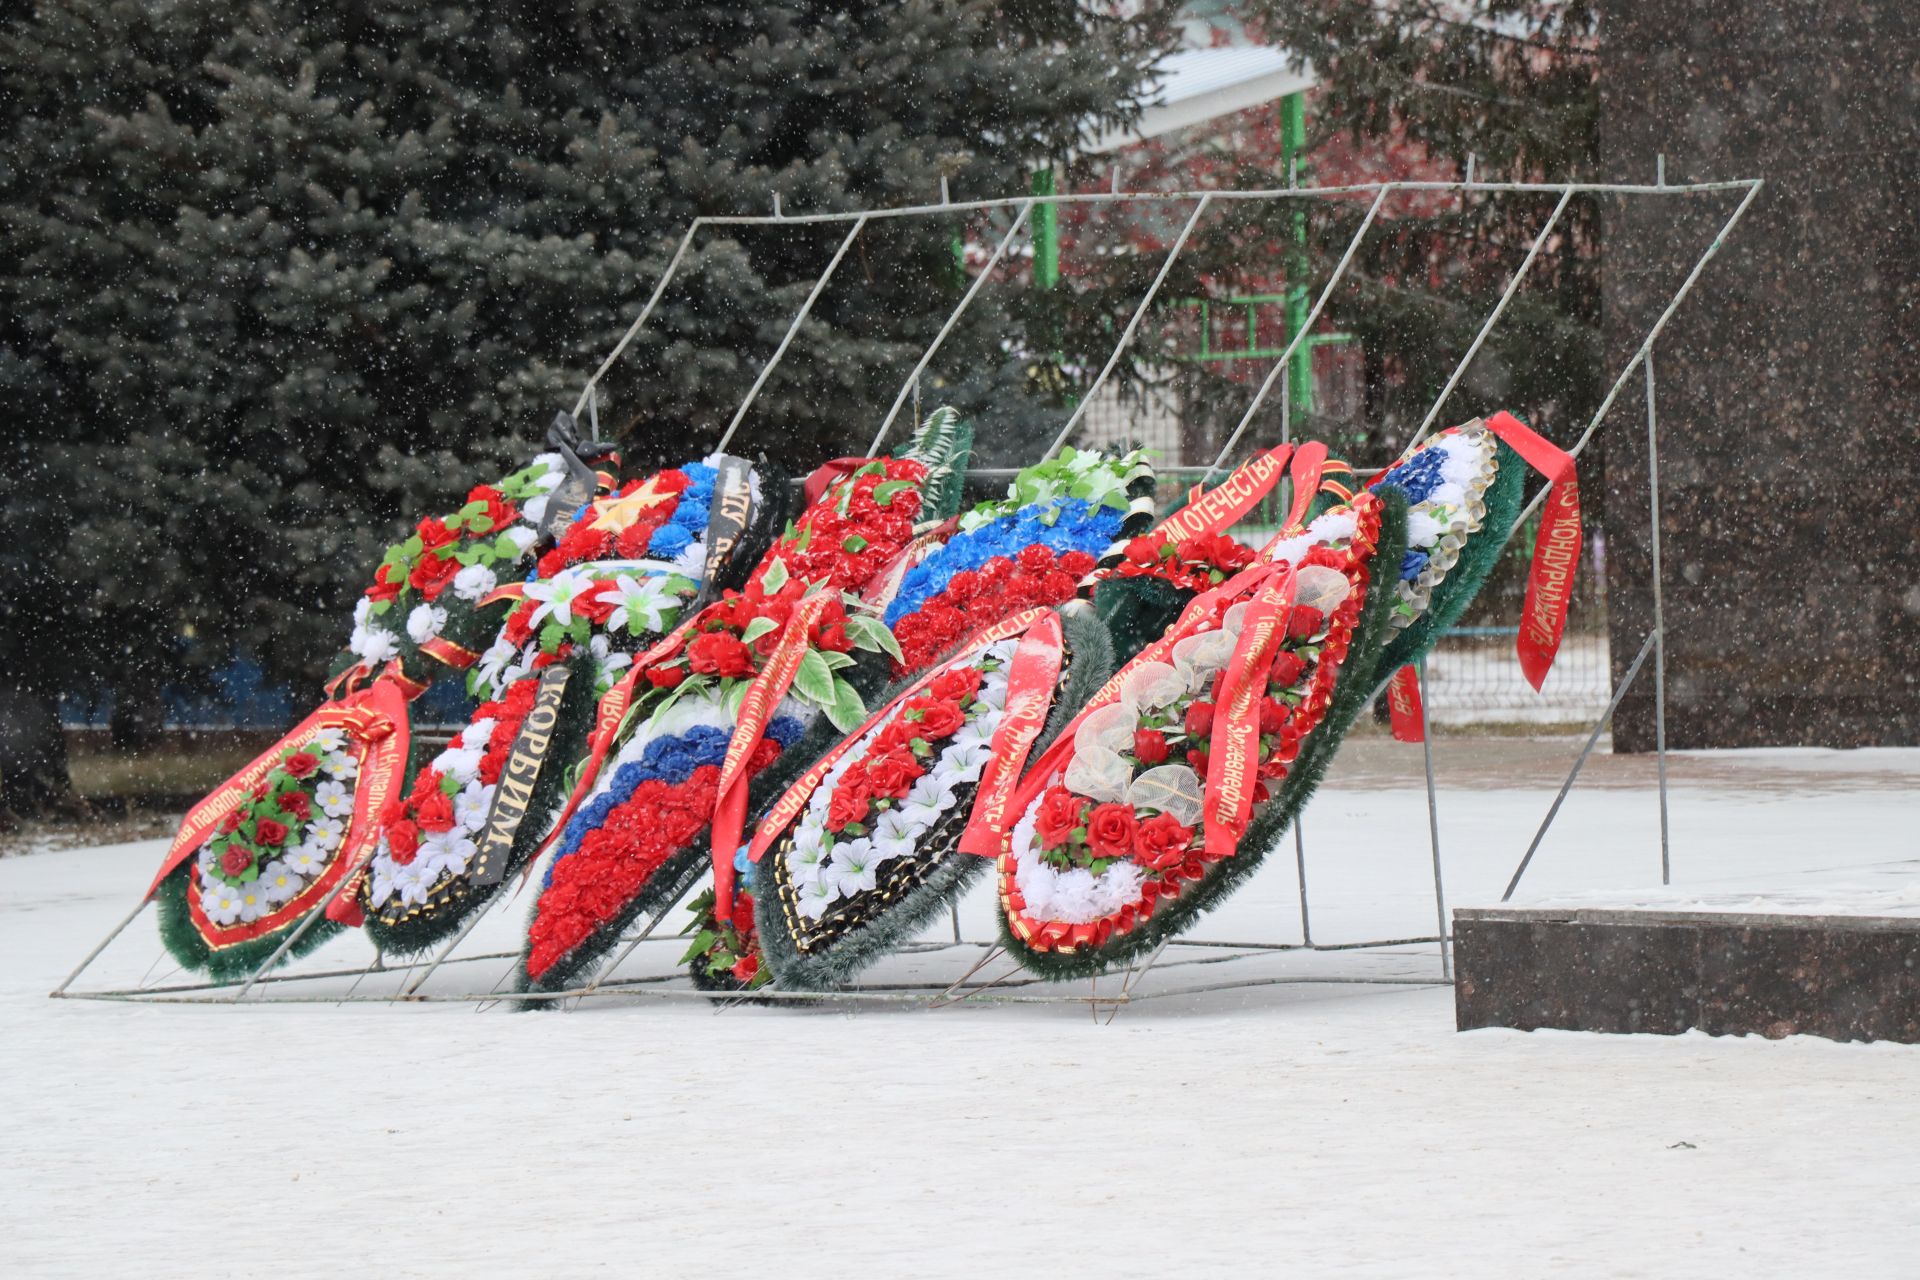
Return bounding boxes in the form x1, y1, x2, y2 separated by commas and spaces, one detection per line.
1085, 803, 1140, 860
688, 631, 754, 678
416, 790, 456, 834
1133, 729, 1170, 765
1286, 606, 1325, 639
731, 891, 757, 933
907, 697, 966, 739
863, 749, 925, 798
1259, 697, 1291, 734
946, 570, 980, 600
827, 785, 871, 832
930, 666, 983, 703
410, 549, 461, 600
254, 818, 288, 847
1133, 812, 1196, 870
388, 821, 421, 864
1034, 788, 1088, 849
1184, 701, 1216, 739
416, 517, 458, 555
1268, 651, 1307, 688
1124, 536, 1162, 566
1016, 544, 1054, 573
365, 563, 404, 604
284, 750, 321, 779
1187, 746, 1210, 776
278, 791, 312, 821
646, 665, 687, 689
1060, 550, 1097, 577
219, 811, 242, 835
466, 485, 517, 534
731, 953, 761, 982
220, 846, 255, 877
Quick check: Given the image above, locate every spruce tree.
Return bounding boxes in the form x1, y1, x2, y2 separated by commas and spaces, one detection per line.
0, 0, 1174, 813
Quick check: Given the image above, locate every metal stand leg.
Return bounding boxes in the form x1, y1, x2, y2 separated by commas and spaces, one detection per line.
1416, 657, 1450, 978
1645, 351, 1672, 884
1502, 631, 1658, 901
50, 894, 152, 996
232, 869, 360, 1000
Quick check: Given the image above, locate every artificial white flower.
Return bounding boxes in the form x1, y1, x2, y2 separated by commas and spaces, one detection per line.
235, 882, 270, 924
418, 830, 478, 879
786, 839, 827, 887
320, 751, 358, 781
391, 859, 437, 907
406, 602, 449, 644
606, 573, 674, 634
827, 840, 880, 897
314, 780, 352, 817
257, 860, 304, 905
306, 815, 346, 850
523, 567, 596, 629
453, 780, 495, 831
201, 879, 245, 925
280, 842, 326, 877
459, 717, 498, 751
502, 525, 539, 554
351, 626, 399, 666
451, 563, 499, 603
436, 744, 485, 787
475, 637, 517, 695
311, 728, 347, 755
795, 875, 837, 920
589, 632, 632, 683
521, 494, 550, 526
368, 863, 397, 908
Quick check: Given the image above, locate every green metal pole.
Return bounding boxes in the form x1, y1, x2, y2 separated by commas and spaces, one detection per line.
1280, 92, 1312, 416
1031, 164, 1059, 290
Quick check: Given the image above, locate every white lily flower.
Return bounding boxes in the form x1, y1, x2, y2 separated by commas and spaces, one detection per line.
453, 780, 495, 831
606, 573, 674, 635
523, 567, 596, 629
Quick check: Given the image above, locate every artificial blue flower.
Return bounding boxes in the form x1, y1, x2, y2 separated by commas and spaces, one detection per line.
1399, 549, 1430, 582
884, 497, 1124, 627
1370, 449, 1445, 505
650, 523, 694, 559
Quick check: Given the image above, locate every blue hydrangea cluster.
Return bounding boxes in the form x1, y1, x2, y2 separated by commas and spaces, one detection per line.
883, 497, 1124, 627
541, 710, 803, 887
1369, 447, 1445, 506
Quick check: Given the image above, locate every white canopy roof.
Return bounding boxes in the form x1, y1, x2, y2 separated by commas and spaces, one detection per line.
1082, 45, 1316, 155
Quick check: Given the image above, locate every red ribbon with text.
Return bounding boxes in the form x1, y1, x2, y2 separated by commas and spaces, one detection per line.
1203, 567, 1298, 860
1481, 411, 1581, 691
957, 611, 1066, 856
1386, 664, 1425, 743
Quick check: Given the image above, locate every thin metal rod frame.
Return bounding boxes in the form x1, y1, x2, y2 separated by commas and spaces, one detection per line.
1416, 656, 1451, 979
1646, 350, 1672, 884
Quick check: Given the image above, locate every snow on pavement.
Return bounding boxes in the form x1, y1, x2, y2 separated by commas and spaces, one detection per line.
3, 748, 1918, 1277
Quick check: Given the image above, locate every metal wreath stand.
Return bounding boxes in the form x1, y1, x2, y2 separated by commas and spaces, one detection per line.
54, 171, 1762, 1014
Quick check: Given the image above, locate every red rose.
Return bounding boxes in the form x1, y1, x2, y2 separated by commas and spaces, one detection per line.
283, 751, 321, 780
1268, 651, 1307, 688
254, 817, 288, 848
688, 631, 755, 678
1133, 729, 1170, 765
646, 665, 687, 689
1184, 701, 1215, 739
1124, 537, 1162, 567
365, 563, 404, 604
1259, 697, 1292, 734
1287, 606, 1325, 639
277, 791, 312, 821
220, 846, 255, 877
731, 953, 760, 983
416, 517, 458, 554
863, 749, 925, 798
1085, 803, 1140, 860
410, 549, 461, 600
930, 666, 983, 703
1187, 746, 1210, 776
218, 810, 242, 835
826, 785, 871, 832
466, 485, 517, 534
251, 780, 272, 800
1034, 787, 1088, 849
388, 821, 421, 865
907, 697, 966, 739
1177, 536, 1216, 565
416, 790, 456, 833
1133, 812, 1196, 870
1060, 550, 1098, 577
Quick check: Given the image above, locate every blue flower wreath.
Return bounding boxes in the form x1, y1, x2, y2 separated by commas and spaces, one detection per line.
884, 497, 1124, 628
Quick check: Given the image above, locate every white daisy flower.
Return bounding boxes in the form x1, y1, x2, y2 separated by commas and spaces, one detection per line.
314, 780, 352, 817
452, 563, 498, 602
306, 815, 346, 850
257, 860, 304, 905
320, 751, 357, 781
235, 882, 270, 923
310, 728, 347, 755
406, 602, 449, 644
282, 841, 328, 877
201, 879, 244, 925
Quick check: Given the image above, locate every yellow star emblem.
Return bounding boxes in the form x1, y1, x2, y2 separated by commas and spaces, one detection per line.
588, 476, 675, 533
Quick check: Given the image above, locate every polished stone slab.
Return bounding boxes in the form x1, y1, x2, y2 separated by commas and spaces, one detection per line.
1454, 906, 1920, 1043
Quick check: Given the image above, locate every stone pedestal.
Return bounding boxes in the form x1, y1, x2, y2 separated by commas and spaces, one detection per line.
1455, 906, 1920, 1042
1600, 0, 1920, 750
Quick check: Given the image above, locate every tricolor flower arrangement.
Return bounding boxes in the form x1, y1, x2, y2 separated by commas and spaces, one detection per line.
359, 458, 768, 956
884, 448, 1151, 675
515, 410, 976, 998
341, 454, 568, 692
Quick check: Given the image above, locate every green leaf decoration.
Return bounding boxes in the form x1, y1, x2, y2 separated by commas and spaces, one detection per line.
740, 617, 779, 647
841, 534, 869, 553
441, 773, 463, 796
827, 676, 867, 733
873, 480, 914, 506
846, 613, 903, 662
539, 622, 565, 654
759, 557, 789, 595
792, 647, 838, 708
724, 679, 751, 719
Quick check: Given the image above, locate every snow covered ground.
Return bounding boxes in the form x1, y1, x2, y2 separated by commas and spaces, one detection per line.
4, 744, 1918, 1277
